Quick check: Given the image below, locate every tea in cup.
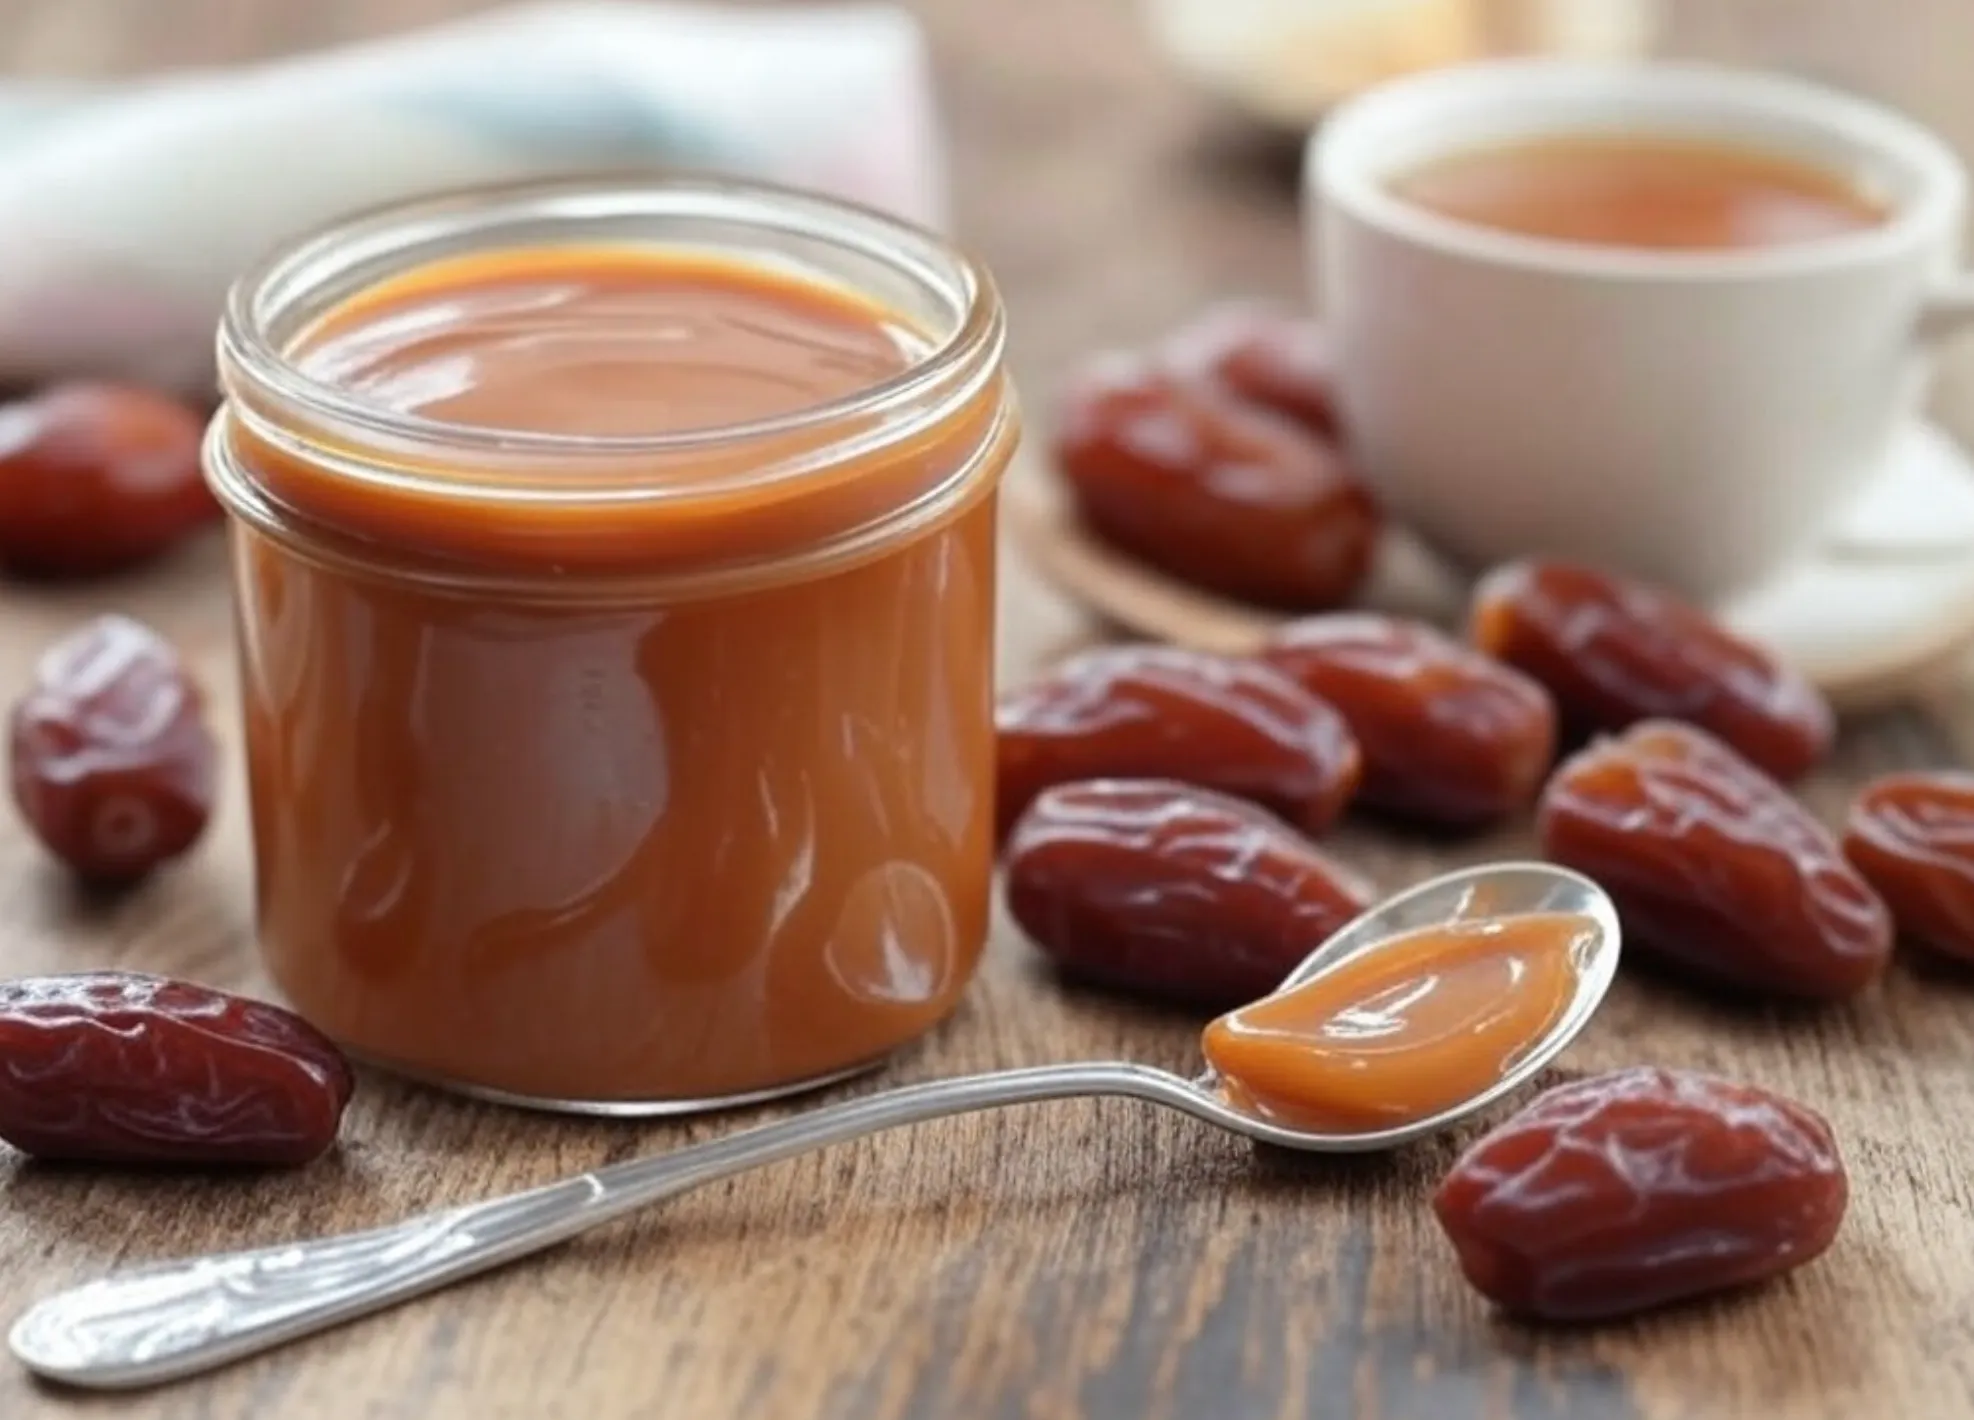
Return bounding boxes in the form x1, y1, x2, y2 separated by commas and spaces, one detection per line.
1309, 61, 1972, 602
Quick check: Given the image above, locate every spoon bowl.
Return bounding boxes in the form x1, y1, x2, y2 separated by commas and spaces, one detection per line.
1187, 860, 1621, 1152
11, 861, 1619, 1391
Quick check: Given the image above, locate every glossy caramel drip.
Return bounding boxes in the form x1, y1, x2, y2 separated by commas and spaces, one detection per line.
1201, 911, 1592, 1133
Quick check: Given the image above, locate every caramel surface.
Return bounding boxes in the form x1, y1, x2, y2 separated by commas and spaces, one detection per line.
233, 245, 1007, 1102
1201, 911, 1591, 1133
296, 247, 917, 437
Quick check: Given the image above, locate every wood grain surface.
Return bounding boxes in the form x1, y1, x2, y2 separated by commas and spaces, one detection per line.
3, 2, 1974, 1417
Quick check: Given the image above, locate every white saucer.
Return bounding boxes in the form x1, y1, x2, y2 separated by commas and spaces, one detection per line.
1006, 418, 1974, 714
1719, 419, 1974, 710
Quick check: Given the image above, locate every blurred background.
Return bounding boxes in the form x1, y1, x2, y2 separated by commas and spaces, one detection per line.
8, 0, 1971, 419
6, 0, 1958, 669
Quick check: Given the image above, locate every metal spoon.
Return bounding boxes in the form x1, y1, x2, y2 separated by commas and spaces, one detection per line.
11, 861, 1618, 1391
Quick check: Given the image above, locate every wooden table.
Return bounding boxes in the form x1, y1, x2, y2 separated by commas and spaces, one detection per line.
3, 1, 1974, 1416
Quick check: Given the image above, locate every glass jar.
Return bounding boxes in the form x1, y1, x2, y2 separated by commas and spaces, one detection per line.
207, 179, 1016, 1114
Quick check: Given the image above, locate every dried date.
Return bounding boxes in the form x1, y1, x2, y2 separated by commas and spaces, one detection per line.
1844, 771, 1974, 962
1537, 721, 1890, 999
1433, 1067, 1848, 1322
1470, 559, 1833, 780
1261, 613, 1555, 827
0, 382, 216, 578
1160, 301, 1339, 437
0, 972, 353, 1166
1004, 779, 1373, 1007
10, 614, 217, 881
996, 644, 1362, 840
1053, 355, 1379, 609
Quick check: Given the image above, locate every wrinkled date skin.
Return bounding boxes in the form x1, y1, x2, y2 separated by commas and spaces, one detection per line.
0, 382, 217, 578
1159, 302, 1340, 437
1053, 355, 1379, 609
1844, 771, 1974, 962
1538, 721, 1891, 998
10, 614, 217, 881
1470, 559, 1833, 780
0, 972, 355, 1166
1262, 613, 1556, 827
1433, 1067, 1848, 1322
996, 644, 1362, 840
1004, 779, 1374, 1007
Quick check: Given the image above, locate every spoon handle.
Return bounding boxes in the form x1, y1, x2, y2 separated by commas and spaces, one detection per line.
11, 1061, 1201, 1391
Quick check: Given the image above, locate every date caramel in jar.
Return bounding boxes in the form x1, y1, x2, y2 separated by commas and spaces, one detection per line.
208, 181, 1016, 1110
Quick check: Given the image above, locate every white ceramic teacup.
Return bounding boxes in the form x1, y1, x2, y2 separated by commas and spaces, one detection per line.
1309, 60, 1974, 604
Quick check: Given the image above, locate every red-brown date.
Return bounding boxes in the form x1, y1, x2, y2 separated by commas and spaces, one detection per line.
0, 382, 216, 578
10, 614, 217, 881
996, 644, 1362, 840
1261, 613, 1556, 827
1844, 771, 1974, 962
1004, 779, 1373, 1007
1538, 721, 1890, 999
0, 972, 354, 1166
1470, 559, 1833, 780
1159, 301, 1339, 437
1053, 355, 1379, 609
1433, 1067, 1847, 1322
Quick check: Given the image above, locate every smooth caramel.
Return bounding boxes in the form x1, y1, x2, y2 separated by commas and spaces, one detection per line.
1200, 911, 1591, 1133
296, 247, 916, 436
225, 238, 1011, 1104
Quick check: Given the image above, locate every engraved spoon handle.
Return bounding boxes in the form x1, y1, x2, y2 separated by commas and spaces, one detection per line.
11, 1061, 1206, 1392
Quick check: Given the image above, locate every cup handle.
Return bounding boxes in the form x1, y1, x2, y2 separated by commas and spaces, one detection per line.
1918, 273, 1974, 343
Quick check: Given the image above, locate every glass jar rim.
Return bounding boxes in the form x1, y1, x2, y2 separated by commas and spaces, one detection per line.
216, 173, 1006, 506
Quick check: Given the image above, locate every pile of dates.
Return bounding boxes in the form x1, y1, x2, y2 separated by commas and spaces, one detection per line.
1015, 304, 1974, 1321
1055, 304, 1374, 610
1, 379, 225, 885
995, 569, 1970, 1006
0, 383, 356, 1169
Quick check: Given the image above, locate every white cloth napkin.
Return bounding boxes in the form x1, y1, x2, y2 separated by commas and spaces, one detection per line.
0, 2, 947, 391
